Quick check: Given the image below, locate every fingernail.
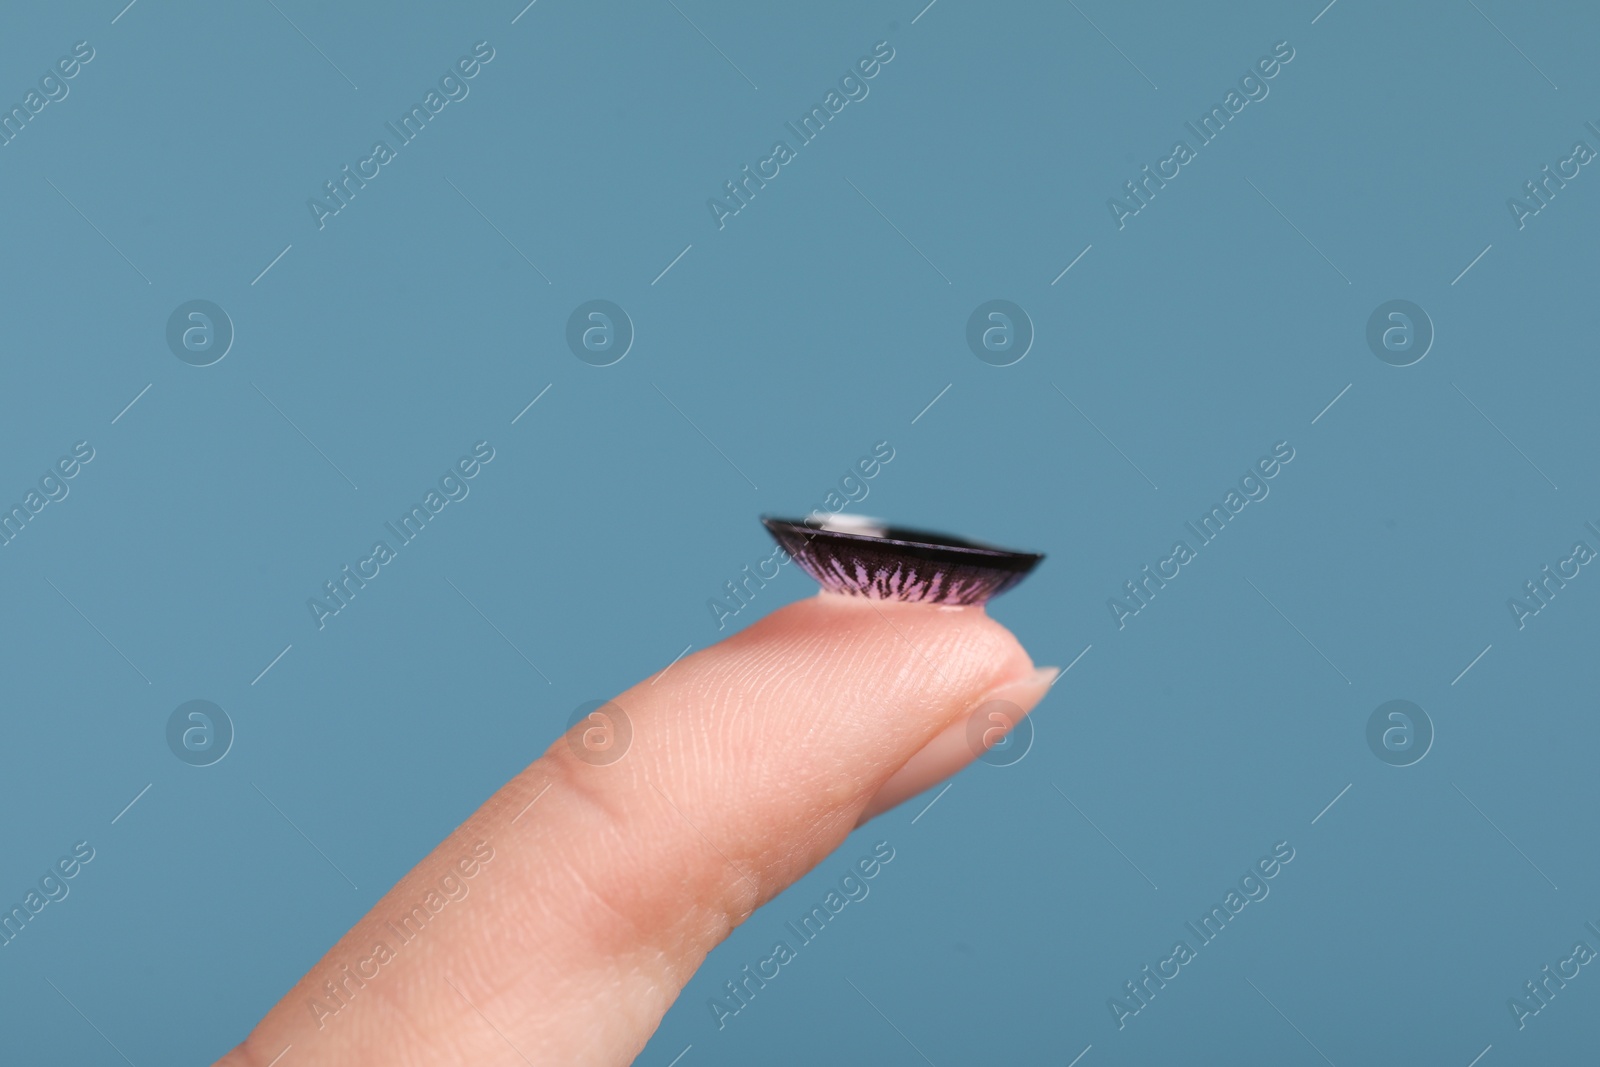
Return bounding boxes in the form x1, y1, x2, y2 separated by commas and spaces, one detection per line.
856, 666, 1059, 825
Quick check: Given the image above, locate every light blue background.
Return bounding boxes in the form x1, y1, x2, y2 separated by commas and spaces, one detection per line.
2, 0, 1597, 1063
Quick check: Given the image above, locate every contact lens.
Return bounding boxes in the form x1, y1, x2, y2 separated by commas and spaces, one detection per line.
760, 515, 1043, 606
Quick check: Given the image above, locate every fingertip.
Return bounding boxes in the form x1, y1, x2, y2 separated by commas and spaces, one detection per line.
854, 665, 1059, 825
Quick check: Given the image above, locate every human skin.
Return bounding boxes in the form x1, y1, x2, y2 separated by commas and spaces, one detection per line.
218, 592, 1053, 1066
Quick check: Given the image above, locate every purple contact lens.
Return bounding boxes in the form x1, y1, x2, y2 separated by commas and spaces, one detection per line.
761, 515, 1044, 606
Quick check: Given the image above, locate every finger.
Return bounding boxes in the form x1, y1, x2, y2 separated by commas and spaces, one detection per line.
221, 592, 1043, 1067
855, 665, 1056, 825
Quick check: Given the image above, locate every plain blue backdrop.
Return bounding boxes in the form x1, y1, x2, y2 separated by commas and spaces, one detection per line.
2, 0, 1598, 1063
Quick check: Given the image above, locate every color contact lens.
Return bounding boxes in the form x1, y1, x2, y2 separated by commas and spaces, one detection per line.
760, 515, 1044, 606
